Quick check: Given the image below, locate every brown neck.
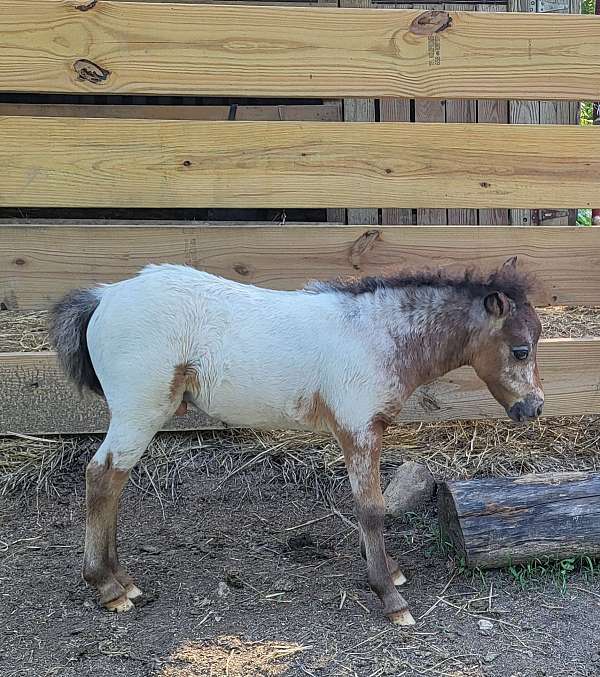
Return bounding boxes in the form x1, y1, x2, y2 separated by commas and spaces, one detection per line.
383, 288, 478, 393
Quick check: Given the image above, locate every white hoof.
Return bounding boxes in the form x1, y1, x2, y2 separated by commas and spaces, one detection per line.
125, 584, 143, 600
392, 569, 407, 587
105, 595, 135, 613
388, 608, 416, 626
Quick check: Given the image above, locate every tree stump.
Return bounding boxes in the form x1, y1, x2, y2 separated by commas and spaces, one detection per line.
438, 471, 600, 569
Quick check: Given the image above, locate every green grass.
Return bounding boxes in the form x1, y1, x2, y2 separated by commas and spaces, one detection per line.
508, 555, 599, 592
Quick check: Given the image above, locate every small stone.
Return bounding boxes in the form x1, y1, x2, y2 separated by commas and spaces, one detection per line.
225, 569, 244, 589
140, 544, 160, 554
217, 581, 230, 598
484, 652, 498, 663
384, 462, 436, 517
478, 619, 494, 634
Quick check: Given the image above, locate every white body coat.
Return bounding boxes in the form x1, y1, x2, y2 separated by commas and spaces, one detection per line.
88, 265, 401, 467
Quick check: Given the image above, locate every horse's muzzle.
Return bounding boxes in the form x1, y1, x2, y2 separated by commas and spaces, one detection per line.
507, 394, 544, 423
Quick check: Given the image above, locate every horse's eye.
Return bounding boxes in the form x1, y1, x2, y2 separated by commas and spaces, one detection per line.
512, 347, 529, 361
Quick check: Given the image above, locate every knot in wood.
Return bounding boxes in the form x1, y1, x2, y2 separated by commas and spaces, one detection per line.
73, 59, 110, 85
349, 229, 380, 270
75, 0, 97, 10
409, 11, 452, 36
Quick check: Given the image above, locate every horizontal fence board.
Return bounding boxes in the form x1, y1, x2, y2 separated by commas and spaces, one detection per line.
0, 118, 598, 209
2, 2, 600, 99
3, 223, 600, 309
2, 339, 599, 434
0, 103, 342, 122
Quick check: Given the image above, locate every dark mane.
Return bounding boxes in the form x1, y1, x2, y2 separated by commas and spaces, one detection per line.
306, 264, 535, 303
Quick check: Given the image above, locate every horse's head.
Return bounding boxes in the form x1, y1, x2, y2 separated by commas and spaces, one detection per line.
470, 259, 544, 423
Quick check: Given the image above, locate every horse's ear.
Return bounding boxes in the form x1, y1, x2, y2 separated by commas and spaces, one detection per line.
503, 256, 518, 269
484, 291, 511, 319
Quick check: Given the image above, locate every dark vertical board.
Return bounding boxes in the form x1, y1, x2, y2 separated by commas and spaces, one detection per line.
413, 4, 448, 225
314, 0, 347, 226
508, 0, 539, 226
477, 2, 510, 224
380, 98, 413, 224
445, 4, 477, 225
339, 0, 379, 226
538, 0, 580, 226
378, 2, 413, 225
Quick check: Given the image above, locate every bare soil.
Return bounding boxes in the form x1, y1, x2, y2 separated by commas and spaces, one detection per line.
2, 445, 600, 677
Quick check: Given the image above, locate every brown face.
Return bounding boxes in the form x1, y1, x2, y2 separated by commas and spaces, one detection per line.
471, 291, 544, 423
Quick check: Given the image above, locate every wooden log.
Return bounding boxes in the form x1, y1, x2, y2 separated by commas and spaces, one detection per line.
1, 118, 599, 209
3, 338, 600, 434
438, 472, 600, 568
2, 2, 600, 99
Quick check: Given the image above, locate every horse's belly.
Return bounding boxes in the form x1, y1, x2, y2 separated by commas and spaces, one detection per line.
191, 389, 310, 432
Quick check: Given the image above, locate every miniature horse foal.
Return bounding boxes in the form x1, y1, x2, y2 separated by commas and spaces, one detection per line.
50, 259, 543, 625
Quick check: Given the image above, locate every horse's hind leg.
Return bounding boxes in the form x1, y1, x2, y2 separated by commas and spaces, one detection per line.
82, 413, 165, 612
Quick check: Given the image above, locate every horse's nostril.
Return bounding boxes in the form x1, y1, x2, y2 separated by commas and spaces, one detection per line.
536, 404, 544, 417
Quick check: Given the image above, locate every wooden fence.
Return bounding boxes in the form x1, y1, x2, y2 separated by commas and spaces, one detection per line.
1, 0, 599, 435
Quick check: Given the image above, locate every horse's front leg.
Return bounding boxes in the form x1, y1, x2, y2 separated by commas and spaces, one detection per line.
339, 423, 415, 625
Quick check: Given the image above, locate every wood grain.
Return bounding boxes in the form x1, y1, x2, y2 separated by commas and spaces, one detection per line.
3, 223, 600, 309
1, 117, 598, 209
439, 472, 600, 568
3, 338, 600, 434
1, 2, 600, 99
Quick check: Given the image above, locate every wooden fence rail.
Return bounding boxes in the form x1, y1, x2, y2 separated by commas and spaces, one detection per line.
0, 118, 598, 209
1, 2, 599, 99
2, 338, 599, 434
3, 224, 600, 310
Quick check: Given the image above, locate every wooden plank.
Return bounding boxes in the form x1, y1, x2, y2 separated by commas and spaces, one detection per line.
477, 3, 510, 225
0, 351, 223, 436
439, 471, 600, 568
3, 338, 599, 434
0, 103, 342, 122
1, 117, 599, 209
3, 223, 600, 309
2, 2, 600, 99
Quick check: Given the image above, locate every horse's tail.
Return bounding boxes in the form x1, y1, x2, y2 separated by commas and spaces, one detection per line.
48, 287, 104, 396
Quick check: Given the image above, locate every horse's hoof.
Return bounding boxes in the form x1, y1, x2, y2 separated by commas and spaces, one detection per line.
105, 594, 135, 613
391, 569, 407, 587
387, 608, 416, 626
125, 584, 143, 600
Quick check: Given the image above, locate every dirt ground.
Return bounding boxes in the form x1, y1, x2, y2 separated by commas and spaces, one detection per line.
2, 438, 600, 677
